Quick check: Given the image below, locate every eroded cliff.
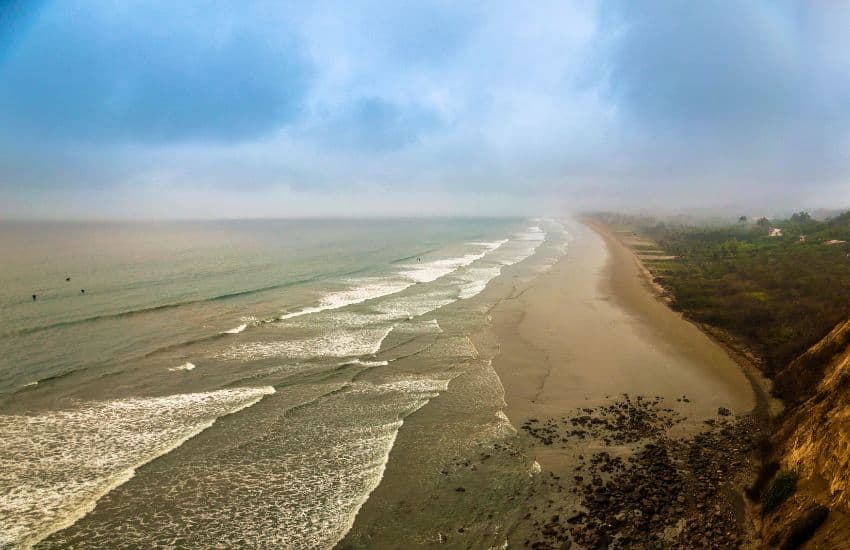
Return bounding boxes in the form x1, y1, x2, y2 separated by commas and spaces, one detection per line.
762, 319, 850, 547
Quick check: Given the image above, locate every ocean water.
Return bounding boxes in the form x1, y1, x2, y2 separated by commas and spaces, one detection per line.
0, 218, 569, 548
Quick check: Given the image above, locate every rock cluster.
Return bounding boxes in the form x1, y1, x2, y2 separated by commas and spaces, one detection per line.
519, 396, 760, 548
520, 394, 681, 446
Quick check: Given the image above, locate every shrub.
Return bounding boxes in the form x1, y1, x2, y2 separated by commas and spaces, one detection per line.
746, 460, 779, 501
782, 504, 829, 549
597, 210, 850, 375
761, 471, 797, 512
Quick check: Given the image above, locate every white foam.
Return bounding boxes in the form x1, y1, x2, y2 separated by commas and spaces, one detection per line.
467, 239, 509, 250
519, 225, 545, 239
277, 242, 507, 325
221, 323, 248, 334
278, 305, 325, 320
96, 378, 445, 547
494, 410, 517, 435
458, 265, 503, 299
342, 359, 390, 367
459, 279, 489, 299
34, 374, 458, 548
0, 387, 275, 549
322, 279, 414, 310
399, 240, 506, 284
373, 324, 393, 353
374, 288, 457, 319
294, 379, 450, 547
220, 325, 395, 361
351, 377, 451, 396
497, 227, 548, 267
168, 362, 196, 372
279, 279, 413, 321
401, 253, 485, 284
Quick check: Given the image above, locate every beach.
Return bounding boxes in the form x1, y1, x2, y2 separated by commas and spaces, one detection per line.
475, 219, 769, 548
1, 218, 768, 548
493, 220, 755, 436
339, 220, 764, 547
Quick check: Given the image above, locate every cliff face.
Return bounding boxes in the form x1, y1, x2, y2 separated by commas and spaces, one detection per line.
774, 319, 850, 406
779, 353, 850, 507
766, 319, 850, 546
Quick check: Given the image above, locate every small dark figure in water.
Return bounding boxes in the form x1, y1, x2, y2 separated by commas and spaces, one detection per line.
65, 277, 71, 282
417, 257, 421, 262
32, 294, 37, 301
80, 289, 85, 294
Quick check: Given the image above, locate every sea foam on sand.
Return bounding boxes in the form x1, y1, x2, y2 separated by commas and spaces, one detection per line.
40, 378, 453, 549
0, 387, 274, 548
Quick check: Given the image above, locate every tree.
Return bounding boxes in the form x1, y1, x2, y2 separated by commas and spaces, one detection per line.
791, 211, 811, 223
738, 216, 748, 223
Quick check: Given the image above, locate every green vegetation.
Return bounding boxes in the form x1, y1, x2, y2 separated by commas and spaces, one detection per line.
596, 211, 850, 375
761, 471, 798, 512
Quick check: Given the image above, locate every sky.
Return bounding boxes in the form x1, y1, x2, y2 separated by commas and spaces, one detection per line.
1, 1, 850, 219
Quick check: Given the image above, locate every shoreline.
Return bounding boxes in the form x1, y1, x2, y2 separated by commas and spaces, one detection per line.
338, 218, 771, 547
492, 219, 755, 434
582, 217, 781, 427
490, 219, 764, 546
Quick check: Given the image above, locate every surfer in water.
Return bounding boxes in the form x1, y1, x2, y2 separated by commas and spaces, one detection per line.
80, 289, 86, 294
32, 294, 37, 301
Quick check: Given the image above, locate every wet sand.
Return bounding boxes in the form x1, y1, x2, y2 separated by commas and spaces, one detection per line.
492, 220, 755, 470
340, 219, 763, 548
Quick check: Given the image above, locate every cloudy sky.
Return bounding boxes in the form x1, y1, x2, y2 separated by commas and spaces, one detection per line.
1, 1, 849, 219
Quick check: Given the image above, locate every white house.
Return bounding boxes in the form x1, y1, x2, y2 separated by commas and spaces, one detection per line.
768, 227, 784, 237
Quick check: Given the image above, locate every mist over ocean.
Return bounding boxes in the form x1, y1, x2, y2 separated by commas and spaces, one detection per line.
0, 218, 568, 548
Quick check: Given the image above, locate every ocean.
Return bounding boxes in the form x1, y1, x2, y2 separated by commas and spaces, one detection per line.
0, 218, 569, 548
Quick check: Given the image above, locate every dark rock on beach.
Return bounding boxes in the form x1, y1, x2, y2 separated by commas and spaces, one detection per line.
518, 394, 760, 548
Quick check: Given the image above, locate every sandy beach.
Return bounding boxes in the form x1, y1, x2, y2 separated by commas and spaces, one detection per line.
487, 220, 763, 546
339, 219, 765, 548
492, 220, 754, 447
